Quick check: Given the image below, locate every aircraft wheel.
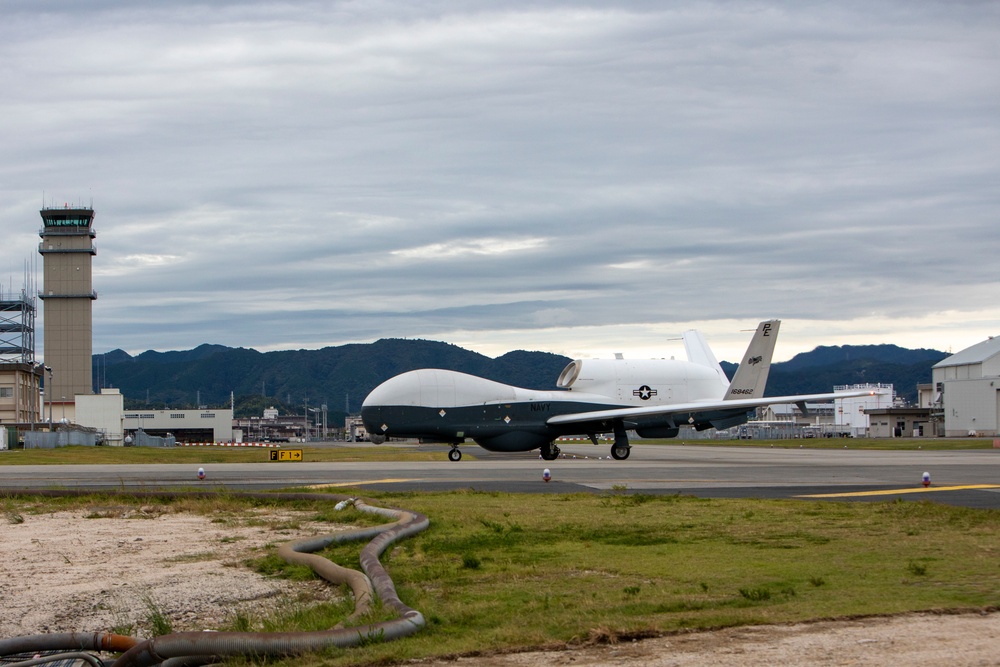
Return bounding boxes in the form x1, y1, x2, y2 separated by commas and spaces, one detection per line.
611, 444, 631, 460
540, 444, 559, 461
448, 448, 462, 462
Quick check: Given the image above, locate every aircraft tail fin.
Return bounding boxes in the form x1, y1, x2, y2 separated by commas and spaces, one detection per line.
724, 320, 780, 400
683, 329, 730, 393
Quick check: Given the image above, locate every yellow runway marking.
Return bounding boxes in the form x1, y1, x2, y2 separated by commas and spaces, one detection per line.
799, 484, 1000, 498
307, 478, 417, 489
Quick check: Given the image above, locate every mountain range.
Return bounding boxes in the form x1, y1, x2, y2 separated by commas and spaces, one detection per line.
93, 340, 948, 420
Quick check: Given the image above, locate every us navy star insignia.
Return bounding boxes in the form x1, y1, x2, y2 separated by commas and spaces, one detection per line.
633, 385, 657, 400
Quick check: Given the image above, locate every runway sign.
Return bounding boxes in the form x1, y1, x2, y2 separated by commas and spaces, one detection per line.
269, 449, 303, 462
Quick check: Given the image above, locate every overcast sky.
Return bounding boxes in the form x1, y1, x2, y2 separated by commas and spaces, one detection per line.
2, 1, 998, 364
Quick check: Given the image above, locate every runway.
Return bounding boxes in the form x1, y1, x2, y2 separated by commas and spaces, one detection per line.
2, 443, 999, 508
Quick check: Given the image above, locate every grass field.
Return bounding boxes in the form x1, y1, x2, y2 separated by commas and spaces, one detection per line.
0, 444, 444, 464
3, 487, 998, 667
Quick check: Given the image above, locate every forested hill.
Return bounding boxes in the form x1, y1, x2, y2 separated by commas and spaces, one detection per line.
95, 340, 947, 419
94, 339, 573, 418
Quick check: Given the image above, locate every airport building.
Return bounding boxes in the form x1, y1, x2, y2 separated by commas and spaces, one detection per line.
0, 291, 43, 437
834, 384, 894, 437
345, 415, 369, 441
866, 407, 936, 438
75, 388, 125, 446
746, 385, 894, 438
930, 335, 1000, 437
122, 408, 234, 443
38, 205, 97, 423
234, 408, 315, 443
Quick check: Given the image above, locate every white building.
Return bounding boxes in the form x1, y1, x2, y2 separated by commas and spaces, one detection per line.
932, 335, 1000, 437
834, 384, 894, 437
75, 393, 235, 444
123, 408, 235, 442
75, 388, 125, 445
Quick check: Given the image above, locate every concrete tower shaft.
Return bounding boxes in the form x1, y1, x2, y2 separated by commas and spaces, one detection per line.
39, 206, 96, 403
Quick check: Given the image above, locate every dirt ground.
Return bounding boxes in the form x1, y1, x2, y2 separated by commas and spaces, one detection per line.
0, 505, 341, 637
2, 508, 998, 666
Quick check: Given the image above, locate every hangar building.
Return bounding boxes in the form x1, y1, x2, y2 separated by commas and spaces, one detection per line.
931, 335, 1000, 437
123, 408, 235, 443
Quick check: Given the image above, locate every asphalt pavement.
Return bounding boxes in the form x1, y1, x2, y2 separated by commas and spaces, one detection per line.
2, 442, 999, 508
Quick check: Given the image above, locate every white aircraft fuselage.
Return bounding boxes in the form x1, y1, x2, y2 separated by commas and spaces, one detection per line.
361, 320, 873, 461
361, 359, 734, 455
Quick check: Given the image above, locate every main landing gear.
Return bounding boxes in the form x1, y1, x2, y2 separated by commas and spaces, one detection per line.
448, 446, 462, 462
610, 421, 631, 460
610, 442, 631, 460
540, 442, 561, 461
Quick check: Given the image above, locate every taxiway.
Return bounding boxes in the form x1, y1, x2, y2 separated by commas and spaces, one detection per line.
2, 443, 998, 508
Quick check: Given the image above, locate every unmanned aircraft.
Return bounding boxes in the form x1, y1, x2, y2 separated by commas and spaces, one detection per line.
361, 320, 872, 461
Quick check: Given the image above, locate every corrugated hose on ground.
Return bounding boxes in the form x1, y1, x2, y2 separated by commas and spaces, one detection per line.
0, 489, 429, 667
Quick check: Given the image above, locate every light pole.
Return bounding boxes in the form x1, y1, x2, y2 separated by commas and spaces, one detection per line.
31, 363, 43, 433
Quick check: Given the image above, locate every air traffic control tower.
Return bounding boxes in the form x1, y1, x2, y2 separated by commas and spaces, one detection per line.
38, 205, 96, 405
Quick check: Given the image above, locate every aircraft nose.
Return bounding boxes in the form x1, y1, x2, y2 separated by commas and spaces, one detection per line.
362, 371, 422, 408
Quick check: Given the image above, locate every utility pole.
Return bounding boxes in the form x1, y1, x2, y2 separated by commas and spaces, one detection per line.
46, 366, 53, 428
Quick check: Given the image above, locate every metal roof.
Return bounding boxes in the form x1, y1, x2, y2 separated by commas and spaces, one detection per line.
933, 335, 1000, 368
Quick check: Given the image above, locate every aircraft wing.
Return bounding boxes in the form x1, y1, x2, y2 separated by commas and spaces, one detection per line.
546, 389, 879, 426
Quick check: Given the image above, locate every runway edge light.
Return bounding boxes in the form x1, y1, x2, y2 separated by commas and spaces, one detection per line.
198, 467, 206, 480
543, 468, 551, 482
922, 472, 930, 487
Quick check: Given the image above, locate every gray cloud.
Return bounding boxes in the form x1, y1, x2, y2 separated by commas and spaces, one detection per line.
1, 1, 998, 362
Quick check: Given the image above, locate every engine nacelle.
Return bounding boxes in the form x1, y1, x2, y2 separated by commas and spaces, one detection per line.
556, 358, 726, 405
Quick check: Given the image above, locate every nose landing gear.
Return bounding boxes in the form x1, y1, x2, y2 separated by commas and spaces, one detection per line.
540, 442, 561, 460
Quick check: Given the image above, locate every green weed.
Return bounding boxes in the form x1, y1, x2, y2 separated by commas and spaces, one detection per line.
139, 592, 173, 637
738, 587, 771, 602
